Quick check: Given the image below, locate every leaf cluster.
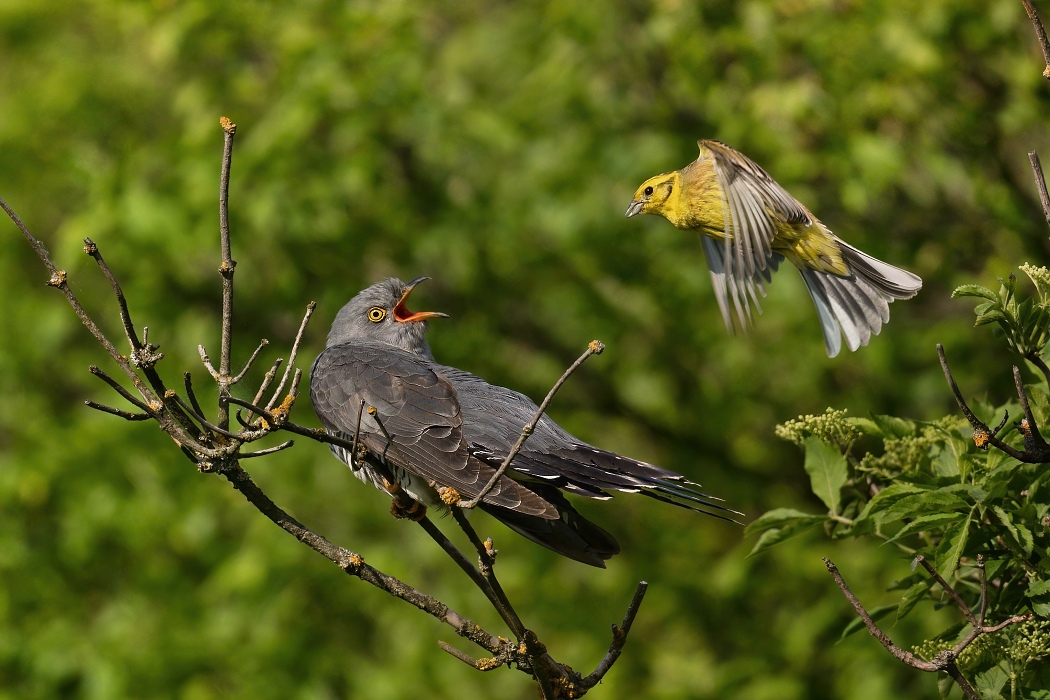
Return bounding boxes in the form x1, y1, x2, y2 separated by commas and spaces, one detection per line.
954, 264, 1050, 360
750, 266, 1050, 697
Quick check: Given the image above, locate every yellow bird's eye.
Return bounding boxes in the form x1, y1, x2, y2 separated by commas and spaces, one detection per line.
644, 186, 654, 196
367, 307, 386, 323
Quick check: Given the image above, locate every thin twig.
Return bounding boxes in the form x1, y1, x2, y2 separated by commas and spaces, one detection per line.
580, 581, 649, 688
85, 401, 151, 421
824, 558, 940, 672
89, 365, 156, 415
1, 197, 156, 404
438, 641, 514, 671
1013, 365, 1049, 447
914, 556, 978, 627
184, 372, 207, 422
449, 508, 524, 632
216, 117, 237, 430
83, 237, 143, 352
1022, 0, 1050, 79
1030, 152, 1050, 229
231, 338, 269, 384
460, 340, 605, 509
250, 357, 284, 419
266, 302, 315, 411
167, 391, 253, 441
416, 516, 526, 638
241, 440, 295, 458
199, 344, 219, 380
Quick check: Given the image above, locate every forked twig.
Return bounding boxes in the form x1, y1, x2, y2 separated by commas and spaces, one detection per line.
937, 344, 1050, 461
824, 557, 1031, 700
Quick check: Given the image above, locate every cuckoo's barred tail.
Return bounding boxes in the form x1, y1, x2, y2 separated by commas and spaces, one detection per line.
800, 241, 922, 358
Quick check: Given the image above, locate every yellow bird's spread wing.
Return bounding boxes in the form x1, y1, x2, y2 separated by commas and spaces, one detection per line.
702, 140, 810, 331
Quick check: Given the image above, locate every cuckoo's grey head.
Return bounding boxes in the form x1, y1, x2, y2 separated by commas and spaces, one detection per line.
326, 277, 447, 358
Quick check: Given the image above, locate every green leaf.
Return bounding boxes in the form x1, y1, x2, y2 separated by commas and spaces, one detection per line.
744, 508, 825, 536
746, 517, 826, 557
885, 512, 963, 544
974, 309, 1008, 326
875, 486, 970, 527
992, 505, 1034, 557
854, 482, 927, 525
803, 436, 847, 514
951, 284, 998, 301
871, 414, 916, 438
935, 511, 973, 580
974, 665, 1009, 698
846, 416, 882, 437
1027, 579, 1050, 596
896, 579, 932, 623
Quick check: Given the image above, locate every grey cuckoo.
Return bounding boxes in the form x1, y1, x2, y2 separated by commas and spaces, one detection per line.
310, 277, 735, 567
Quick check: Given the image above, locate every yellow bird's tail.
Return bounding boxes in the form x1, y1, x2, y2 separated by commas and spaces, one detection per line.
799, 242, 922, 357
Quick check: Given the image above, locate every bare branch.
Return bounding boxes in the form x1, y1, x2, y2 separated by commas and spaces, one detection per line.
85, 401, 151, 421
89, 365, 156, 415
914, 556, 978, 627
216, 117, 238, 430
825, 557, 1032, 700
250, 357, 284, 416
1, 196, 159, 406
265, 302, 315, 411
417, 516, 526, 639
460, 340, 605, 509
183, 372, 208, 422
83, 237, 143, 353
241, 440, 295, 458
581, 581, 649, 688
823, 558, 940, 672
199, 344, 219, 380
231, 338, 269, 384
1022, 0, 1050, 79
1030, 152, 1050, 229
219, 461, 508, 656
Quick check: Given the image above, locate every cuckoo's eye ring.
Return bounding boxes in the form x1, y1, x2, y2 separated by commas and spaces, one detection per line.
367, 307, 387, 323
644, 186, 654, 196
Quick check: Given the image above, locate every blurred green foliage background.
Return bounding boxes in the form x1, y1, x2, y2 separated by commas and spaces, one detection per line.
2, 0, 1050, 697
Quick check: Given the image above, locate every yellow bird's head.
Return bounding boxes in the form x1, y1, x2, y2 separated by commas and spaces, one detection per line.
625, 171, 679, 219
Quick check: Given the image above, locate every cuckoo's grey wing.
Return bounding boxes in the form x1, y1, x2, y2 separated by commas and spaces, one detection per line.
311, 341, 557, 518
436, 365, 737, 520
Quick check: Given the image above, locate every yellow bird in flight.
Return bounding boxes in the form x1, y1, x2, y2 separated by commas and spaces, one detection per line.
627, 140, 922, 357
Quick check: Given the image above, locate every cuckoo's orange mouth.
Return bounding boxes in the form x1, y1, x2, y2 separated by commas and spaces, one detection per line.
394, 277, 449, 323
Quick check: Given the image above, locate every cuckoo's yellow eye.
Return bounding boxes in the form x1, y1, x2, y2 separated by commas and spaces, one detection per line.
367, 307, 386, 323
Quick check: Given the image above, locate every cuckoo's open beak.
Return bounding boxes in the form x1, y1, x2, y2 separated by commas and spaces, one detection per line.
394, 277, 449, 323
625, 200, 644, 218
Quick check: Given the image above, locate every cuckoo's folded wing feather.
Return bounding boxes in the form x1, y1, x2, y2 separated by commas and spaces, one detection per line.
311, 341, 557, 518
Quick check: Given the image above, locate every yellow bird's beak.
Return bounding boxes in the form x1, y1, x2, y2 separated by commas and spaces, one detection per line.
625, 200, 644, 218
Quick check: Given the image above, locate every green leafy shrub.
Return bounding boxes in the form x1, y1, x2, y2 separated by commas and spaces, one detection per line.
749, 265, 1050, 697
